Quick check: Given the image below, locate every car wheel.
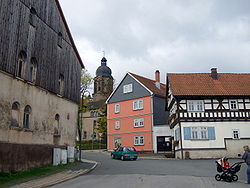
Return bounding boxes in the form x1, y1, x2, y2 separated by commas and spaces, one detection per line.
215, 174, 221, 181
111, 154, 115, 159
121, 155, 125, 161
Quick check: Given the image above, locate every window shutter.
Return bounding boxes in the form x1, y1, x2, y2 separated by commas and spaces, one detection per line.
184, 127, 191, 140
208, 127, 216, 140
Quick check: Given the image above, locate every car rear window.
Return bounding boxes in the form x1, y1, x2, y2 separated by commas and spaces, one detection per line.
124, 147, 136, 151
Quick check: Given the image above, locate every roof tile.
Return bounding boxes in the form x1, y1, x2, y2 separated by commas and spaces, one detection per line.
168, 73, 250, 96
130, 73, 166, 98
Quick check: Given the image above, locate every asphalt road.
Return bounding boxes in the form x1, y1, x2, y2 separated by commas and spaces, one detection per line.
51, 151, 249, 188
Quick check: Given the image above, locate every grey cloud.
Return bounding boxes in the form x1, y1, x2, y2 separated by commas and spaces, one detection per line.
60, 0, 250, 83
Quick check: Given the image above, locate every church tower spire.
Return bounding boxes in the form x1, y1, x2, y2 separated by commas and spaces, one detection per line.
93, 56, 113, 107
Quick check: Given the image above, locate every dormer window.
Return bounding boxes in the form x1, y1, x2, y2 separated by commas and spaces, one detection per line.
57, 32, 62, 48
29, 57, 37, 83
29, 7, 37, 27
123, 83, 133, 93
59, 74, 64, 95
17, 51, 27, 78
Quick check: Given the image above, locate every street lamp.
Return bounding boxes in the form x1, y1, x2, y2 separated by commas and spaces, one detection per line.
79, 89, 91, 160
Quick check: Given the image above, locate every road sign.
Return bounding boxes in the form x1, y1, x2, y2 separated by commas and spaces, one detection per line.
98, 133, 103, 137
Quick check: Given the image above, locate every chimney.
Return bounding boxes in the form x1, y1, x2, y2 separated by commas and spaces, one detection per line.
155, 70, 160, 89
211, 68, 218, 80
155, 70, 160, 82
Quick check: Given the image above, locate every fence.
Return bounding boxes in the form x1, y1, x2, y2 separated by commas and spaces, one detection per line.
77, 140, 107, 150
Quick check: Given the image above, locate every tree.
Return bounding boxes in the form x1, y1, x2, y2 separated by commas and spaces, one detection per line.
96, 105, 107, 142
80, 69, 93, 110
80, 69, 93, 93
78, 69, 93, 144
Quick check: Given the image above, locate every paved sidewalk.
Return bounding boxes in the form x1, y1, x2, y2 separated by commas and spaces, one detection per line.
10, 159, 98, 188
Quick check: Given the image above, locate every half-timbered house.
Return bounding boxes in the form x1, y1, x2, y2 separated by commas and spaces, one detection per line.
0, 0, 84, 172
167, 68, 250, 159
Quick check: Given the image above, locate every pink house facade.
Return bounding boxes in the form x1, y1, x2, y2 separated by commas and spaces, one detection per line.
107, 71, 173, 153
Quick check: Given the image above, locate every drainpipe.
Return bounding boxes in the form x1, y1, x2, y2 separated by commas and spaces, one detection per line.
151, 95, 155, 153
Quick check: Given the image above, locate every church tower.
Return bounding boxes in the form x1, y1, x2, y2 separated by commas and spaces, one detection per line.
93, 57, 113, 106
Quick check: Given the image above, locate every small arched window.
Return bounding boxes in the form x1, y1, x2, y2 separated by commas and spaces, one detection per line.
12, 102, 20, 110
29, 57, 38, 83
11, 102, 20, 127
29, 7, 37, 27
55, 114, 60, 121
58, 32, 62, 48
17, 51, 27, 78
59, 74, 64, 95
54, 114, 60, 135
23, 105, 31, 129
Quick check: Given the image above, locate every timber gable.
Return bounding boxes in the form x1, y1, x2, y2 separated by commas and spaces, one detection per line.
167, 70, 250, 128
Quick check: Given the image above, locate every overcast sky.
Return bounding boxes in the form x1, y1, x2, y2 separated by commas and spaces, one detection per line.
60, 0, 250, 86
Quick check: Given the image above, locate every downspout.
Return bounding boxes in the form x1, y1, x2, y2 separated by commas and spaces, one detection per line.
107, 104, 110, 151
177, 99, 184, 159
151, 95, 155, 153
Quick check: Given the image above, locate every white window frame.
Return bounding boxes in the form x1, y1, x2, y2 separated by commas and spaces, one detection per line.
115, 104, 120, 113
187, 100, 204, 112
134, 136, 144, 146
191, 126, 208, 140
232, 129, 240, 139
123, 83, 133, 94
133, 99, 144, 110
134, 118, 144, 128
115, 121, 120, 130
229, 100, 238, 111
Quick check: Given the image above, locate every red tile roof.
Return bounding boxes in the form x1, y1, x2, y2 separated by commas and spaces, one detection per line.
129, 73, 166, 98
168, 73, 250, 96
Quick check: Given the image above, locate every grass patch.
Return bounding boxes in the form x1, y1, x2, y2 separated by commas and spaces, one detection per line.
0, 162, 79, 186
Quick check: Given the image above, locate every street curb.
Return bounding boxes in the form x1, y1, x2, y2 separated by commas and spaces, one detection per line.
138, 157, 178, 160
80, 159, 99, 174
45, 159, 98, 187
10, 160, 99, 188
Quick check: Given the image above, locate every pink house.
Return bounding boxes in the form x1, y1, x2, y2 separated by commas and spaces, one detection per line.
107, 71, 173, 153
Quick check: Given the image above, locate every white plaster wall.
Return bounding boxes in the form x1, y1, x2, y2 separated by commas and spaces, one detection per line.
176, 121, 250, 158
0, 72, 78, 146
180, 121, 250, 149
153, 125, 173, 153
